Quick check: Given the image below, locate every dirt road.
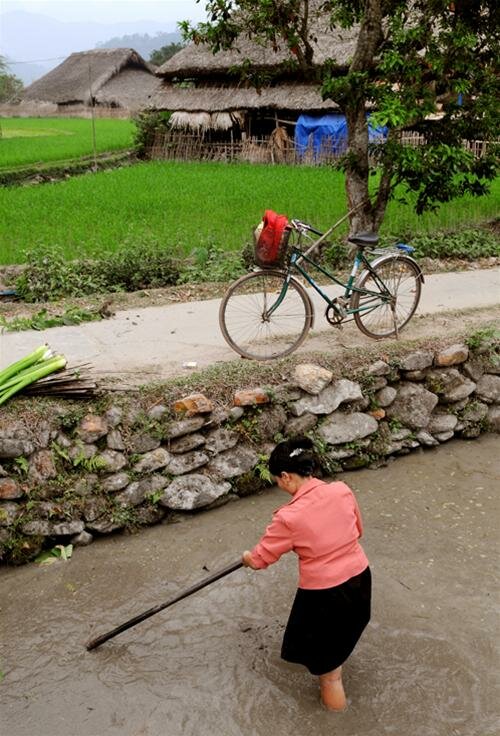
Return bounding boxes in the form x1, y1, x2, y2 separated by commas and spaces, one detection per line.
1, 267, 499, 382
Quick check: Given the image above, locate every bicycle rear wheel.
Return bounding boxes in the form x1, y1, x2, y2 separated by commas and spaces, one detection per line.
219, 269, 314, 360
350, 255, 422, 338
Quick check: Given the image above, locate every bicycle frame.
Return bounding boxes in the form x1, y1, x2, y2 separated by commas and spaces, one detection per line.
265, 242, 394, 320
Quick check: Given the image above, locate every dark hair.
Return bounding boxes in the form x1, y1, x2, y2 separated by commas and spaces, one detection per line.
268, 437, 317, 477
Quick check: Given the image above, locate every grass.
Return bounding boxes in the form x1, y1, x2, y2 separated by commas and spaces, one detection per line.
0, 160, 498, 265
0, 117, 135, 170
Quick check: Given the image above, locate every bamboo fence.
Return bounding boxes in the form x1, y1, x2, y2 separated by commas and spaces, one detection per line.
148, 129, 494, 165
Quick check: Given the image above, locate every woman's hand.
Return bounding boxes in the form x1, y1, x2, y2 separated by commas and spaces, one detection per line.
242, 550, 259, 569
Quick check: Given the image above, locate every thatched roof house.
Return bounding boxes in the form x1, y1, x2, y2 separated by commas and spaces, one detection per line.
20, 48, 161, 116
151, 6, 357, 135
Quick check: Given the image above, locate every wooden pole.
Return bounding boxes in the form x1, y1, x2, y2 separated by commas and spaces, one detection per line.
86, 559, 243, 651
88, 61, 98, 171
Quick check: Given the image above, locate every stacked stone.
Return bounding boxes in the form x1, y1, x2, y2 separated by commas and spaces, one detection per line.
0, 341, 499, 564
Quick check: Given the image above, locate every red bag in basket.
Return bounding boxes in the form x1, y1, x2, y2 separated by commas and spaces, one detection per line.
254, 209, 289, 267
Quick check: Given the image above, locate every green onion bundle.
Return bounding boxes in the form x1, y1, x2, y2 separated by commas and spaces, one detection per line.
0, 345, 66, 406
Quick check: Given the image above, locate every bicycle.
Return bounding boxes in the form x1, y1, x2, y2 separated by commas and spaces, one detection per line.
219, 214, 424, 360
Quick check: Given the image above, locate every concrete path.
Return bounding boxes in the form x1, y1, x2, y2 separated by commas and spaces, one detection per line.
1, 267, 499, 381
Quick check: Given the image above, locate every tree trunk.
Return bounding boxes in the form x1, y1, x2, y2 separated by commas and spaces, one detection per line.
344, 0, 383, 236
345, 103, 374, 234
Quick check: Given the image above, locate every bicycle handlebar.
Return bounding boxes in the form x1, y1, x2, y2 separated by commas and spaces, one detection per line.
290, 219, 324, 237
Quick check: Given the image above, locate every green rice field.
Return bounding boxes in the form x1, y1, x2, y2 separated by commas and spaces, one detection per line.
0, 160, 498, 264
0, 117, 135, 169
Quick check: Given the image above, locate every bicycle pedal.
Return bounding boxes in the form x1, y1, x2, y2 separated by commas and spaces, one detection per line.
325, 302, 345, 327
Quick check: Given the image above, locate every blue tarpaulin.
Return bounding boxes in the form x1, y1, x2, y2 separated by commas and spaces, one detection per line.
294, 113, 387, 157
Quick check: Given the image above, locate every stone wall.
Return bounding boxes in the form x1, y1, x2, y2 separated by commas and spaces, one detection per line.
1, 340, 499, 564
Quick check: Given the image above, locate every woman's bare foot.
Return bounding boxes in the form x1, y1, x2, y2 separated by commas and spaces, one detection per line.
319, 667, 347, 712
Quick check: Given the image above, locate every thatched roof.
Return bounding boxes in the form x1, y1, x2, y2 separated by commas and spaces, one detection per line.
156, 9, 357, 79
150, 83, 339, 113
170, 111, 245, 131
22, 48, 156, 106
95, 67, 162, 110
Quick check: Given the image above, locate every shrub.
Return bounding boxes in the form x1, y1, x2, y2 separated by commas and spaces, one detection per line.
15, 246, 108, 301
392, 228, 500, 260
15, 242, 180, 302
99, 240, 181, 291
177, 242, 245, 284
133, 110, 172, 159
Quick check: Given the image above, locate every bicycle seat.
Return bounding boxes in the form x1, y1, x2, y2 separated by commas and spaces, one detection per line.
347, 232, 379, 247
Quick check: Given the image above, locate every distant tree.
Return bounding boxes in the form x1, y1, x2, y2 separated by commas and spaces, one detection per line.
0, 56, 24, 103
149, 43, 185, 66
181, 1, 499, 235
97, 32, 182, 61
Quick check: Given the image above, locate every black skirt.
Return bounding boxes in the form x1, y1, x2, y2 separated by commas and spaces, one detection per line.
281, 566, 371, 676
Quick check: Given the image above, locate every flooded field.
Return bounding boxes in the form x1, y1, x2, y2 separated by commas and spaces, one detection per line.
1, 435, 499, 736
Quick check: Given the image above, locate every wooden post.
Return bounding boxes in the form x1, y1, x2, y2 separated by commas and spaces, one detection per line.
88, 61, 98, 171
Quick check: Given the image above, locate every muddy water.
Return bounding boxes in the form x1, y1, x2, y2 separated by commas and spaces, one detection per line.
1, 436, 499, 736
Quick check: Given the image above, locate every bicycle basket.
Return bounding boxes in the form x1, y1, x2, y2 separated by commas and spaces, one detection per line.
254, 210, 290, 268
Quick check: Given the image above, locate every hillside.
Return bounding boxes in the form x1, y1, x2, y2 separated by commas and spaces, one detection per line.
96, 31, 182, 60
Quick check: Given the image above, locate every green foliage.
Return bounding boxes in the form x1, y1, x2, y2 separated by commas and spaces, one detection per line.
178, 242, 245, 284
0, 59, 23, 103
399, 229, 500, 260
35, 544, 73, 565
51, 442, 70, 465
232, 468, 268, 497
133, 110, 172, 158
111, 503, 139, 529
356, 372, 380, 395
371, 225, 500, 263
149, 43, 185, 66
321, 70, 370, 109
255, 454, 272, 484
59, 407, 86, 432
14, 456, 29, 477
385, 143, 498, 215
100, 239, 181, 292
71, 452, 107, 472
308, 433, 341, 477
387, 417, 403, 433
465, 325, 500, 352
0, 307, 102, 332
15, 246, 108, 301
231, 453, 273, 497
147, 489, 165, 505
235, 413, 262, 444
127, 411, 168, 441
318, 238, 351, 270
98, 31, 182, 59
14, 241, 180, 301
51, 439, 108, 473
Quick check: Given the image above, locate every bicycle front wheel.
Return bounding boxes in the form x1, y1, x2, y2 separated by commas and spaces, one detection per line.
219, 269, 314, 360
350, 255, 422, 338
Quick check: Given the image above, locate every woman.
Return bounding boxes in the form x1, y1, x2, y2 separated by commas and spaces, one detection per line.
242, 437, 371, 711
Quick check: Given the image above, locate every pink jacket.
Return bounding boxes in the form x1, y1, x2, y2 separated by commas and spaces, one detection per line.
249, 478, 369, 589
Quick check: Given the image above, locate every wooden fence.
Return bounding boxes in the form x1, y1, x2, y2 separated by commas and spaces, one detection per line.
147, 132, 325, 165
399, 131, 491, 158
148, 129, 494, 165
